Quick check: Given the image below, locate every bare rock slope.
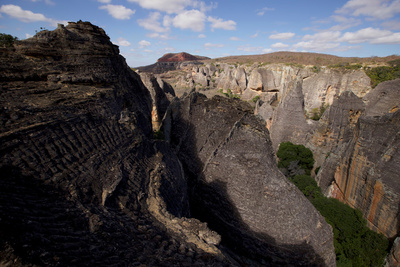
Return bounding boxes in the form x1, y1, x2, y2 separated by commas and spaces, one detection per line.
165, 93, 335, 266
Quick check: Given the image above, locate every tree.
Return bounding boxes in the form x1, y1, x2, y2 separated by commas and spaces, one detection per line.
0, 33, 18, 47
277, 142, 315, 175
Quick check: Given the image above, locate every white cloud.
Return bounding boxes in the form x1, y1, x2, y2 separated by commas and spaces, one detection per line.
292, 41, 341, 51
381, 20, 400, 30
99, 4, 135, 20
340, 27, 400, 44
30, 0, 55, 5
251, 32, 259, 38
172, 10, 206, 32
115, 37, 131, 47
269, 32, 295, 40
204, 42, 224, 48
198, 34, 206, 38
237, 45, 263, 52
262, 48, 273, 53
230, 36, 240, 41
208, 16, 236, 31
271, 42, 289, 49
0, 4, 65, 26
128, 0, 193, 14
138, 12, 169, 32
257, 7, 274, 16
25, 33, 33, 39
336, 0, 400, 20
97, 0, 111, 3
139, 40, 151, 48
163, 15, 172, 28
147, 32, 171, 40
303, 31, 342, 42
330, 15, 362, 31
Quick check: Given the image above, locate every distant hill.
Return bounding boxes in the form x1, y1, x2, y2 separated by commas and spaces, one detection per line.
209, 51, 400, 66
137, 52, 209, 73
157, 52, 209, 62
137, 51, 400, 73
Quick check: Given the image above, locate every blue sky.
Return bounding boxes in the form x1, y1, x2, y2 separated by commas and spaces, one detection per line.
1, 0, 399, 67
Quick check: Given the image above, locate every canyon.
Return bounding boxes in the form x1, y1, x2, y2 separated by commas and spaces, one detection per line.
0, 20, 399, 266
150, 53, 400, 242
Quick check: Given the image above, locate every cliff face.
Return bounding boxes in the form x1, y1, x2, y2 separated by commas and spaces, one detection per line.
161, 59, 400, 240
0, 21, 336, 266
316, 80, 400, 238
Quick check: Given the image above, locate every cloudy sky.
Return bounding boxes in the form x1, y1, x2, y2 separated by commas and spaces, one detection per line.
1, 0, 400, 67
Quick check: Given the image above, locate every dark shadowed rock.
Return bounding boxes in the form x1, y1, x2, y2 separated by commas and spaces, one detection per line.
166, 93, 336, 266
0, 21, 232, 266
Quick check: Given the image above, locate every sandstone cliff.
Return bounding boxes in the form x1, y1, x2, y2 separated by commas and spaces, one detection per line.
0, 21, 336, 266
315, 79, 400, 239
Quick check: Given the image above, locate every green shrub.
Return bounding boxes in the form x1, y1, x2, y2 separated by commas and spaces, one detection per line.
0, 33, 18, 47
309, 104, 328, 121
251, 95, 261, 103
365, 62, 400, 88
312, 197, 389, 266
277, 142, 315, 175
278, 141, 390, 266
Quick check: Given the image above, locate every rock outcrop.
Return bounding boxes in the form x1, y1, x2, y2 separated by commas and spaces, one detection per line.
164, 93, 336, 266
0, 21, 226, 266
315, 80, 400, 238
157, 52, 209, 62
0, 21, 337, 266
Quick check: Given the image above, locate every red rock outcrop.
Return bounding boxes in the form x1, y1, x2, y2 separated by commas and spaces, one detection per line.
157, 52, 208, 62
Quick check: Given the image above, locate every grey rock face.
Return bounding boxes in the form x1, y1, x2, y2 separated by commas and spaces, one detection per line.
269, 78, 313, 150
167, 93, 336, 266
363, 78, 400, 116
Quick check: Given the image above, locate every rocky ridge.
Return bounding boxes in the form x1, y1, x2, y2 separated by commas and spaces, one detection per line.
0, 21, 336, 266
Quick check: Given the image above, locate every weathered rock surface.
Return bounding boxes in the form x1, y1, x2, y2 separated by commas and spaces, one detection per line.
139, 72, 175, 130
0, 21, 229, 266
385, 237, 400, 266
307, 91, 365, 168
165, 93, 336, 266
315, 80, 400, 238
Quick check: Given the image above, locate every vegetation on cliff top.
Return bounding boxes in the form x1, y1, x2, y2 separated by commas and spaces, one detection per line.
277, 142, 390, 267
0, 33, 18, 47
365, 59, 400, 88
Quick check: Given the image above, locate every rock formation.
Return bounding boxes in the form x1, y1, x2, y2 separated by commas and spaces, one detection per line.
164, 93, 336, 266
157, 52, 209, 62
0, 21, 224, 266
0, 21, 337, 266
315, 80, 400, 239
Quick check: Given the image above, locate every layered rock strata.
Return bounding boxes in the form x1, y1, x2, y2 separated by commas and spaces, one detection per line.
0, 21, 227, 266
